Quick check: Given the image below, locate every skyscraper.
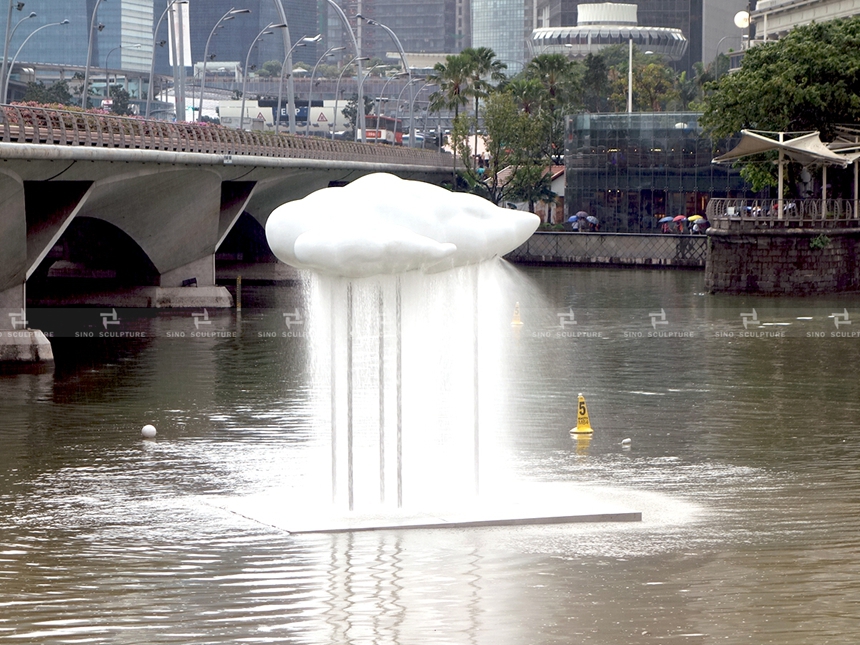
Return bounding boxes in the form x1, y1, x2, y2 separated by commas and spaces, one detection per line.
324, 0, 464, 67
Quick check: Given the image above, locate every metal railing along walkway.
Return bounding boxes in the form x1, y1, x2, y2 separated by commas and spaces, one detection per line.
706, 198, 860, 230
0, 104, 449, 167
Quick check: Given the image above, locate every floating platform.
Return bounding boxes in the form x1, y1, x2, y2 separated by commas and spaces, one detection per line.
216, 482, 642, 535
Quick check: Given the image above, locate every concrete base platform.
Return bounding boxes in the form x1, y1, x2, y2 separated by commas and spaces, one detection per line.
217, 483, 642, 535
0, 329, 54, 363
30, 286, 234, 308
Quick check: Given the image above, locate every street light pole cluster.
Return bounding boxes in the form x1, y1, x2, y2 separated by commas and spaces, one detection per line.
0, 2, 68, 105
198, 7, 251, 122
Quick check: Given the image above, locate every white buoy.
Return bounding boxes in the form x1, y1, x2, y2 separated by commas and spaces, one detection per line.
621, 438, 632, 446
141, 424, 157, 439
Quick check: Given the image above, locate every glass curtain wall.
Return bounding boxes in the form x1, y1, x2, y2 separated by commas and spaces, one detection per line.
565, 112, 757, 233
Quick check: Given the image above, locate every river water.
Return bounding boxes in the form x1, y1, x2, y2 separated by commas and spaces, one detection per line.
3, 265, 860, 644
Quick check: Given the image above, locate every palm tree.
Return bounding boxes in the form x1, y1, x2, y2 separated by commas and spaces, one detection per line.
428, 53, 470, 119
526, 54, 580, 162
505, 78, 544, 115
461, 47, 507, 165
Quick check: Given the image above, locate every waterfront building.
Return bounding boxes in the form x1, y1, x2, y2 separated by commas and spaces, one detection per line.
751, 0, 860, 42
565, 112, 756, 232
532, 3, 688, 63
532, 0, 748, 71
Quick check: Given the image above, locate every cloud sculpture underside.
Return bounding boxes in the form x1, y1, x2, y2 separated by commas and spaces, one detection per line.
265, 173, 540, 278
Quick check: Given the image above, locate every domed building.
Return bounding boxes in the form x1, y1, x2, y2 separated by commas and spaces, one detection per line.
531, 2, 689, 62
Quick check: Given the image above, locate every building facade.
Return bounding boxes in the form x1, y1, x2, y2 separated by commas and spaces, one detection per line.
752, 0, 860, 41
565, 112, 756, 232
532, 0, 749, 71
324, 0, 463, 69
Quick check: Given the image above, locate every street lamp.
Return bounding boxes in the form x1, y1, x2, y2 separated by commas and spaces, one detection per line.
199, 8, 251, 122
3, 18, 67, 104
104, 43, 141, 98
305, 45, 345, 137
145, 0, 188, 118
275, 33, 320, 133
356, 15, 415, 147
239, 23, 287, 131
373, 71, 407, 143
332, 55, 368, 140
395, 77, 422, 140
322, 0, 365, 142
82, 0, 109, 108
0, 5, 34, 104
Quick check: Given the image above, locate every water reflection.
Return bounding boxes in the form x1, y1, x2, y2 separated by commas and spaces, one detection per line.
2, 269, 860, 642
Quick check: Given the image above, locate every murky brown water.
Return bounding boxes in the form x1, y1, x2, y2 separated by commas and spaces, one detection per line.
2, 265, 860, 643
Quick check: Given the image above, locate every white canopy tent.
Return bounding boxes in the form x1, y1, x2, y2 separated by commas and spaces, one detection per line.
712, 130, 851, 218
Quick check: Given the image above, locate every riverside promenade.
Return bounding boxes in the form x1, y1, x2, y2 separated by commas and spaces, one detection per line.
0, 105, 453, 362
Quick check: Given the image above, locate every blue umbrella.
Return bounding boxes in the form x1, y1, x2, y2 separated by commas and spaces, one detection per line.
658, 216, 674, 223
567, 215, 579, 222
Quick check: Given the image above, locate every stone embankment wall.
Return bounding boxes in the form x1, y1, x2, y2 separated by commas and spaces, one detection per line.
705, 229, 860, 294
506, 232, 707, 268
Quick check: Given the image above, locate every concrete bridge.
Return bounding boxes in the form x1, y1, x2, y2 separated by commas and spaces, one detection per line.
0, 105, 454, 362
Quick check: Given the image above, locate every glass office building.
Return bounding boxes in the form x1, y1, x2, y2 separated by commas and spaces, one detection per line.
565, 112, 757, 233
471, 0, 528, 74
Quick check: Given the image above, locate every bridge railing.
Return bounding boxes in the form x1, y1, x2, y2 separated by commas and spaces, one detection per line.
706, 198, 860, 230
0, 104, 450, 167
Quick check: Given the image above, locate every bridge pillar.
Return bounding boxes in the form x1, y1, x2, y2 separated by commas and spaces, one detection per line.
76, 168, 233, 307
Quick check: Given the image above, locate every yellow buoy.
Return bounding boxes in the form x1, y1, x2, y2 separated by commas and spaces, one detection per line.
570, 393, 594, 434
511, 302, 523, 326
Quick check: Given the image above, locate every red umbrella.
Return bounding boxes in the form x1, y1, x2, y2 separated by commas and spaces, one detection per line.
672, 215, 686, 222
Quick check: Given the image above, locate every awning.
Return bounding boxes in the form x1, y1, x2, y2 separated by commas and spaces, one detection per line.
713, 129, 849, 167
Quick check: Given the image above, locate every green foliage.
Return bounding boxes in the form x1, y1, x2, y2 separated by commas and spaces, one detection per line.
257, 60, 282, 78
457, 92, 547, 206
700, 16, 860, 141
21, 80, 74, 106
810, 234, 832, 250
108, 85, 133, 116
342, 93, 374, 136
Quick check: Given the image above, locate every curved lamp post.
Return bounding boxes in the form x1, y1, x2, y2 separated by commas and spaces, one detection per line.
374, 71, 407, 144
332, 55, 368, 140
82, 0, 109, 108
104, 42, 141, 98
356, 15, 413, 147
239, 23, 286, 131
274, 33, 320, 133
305, 45, 344, 137
0, 7, 35, 104
198, 7, 251, 122
145, 0, 188, 119
408, 79, 432, 148
3, 18, 67, 104
395, 77, 422, 142
322, 0, 365, 142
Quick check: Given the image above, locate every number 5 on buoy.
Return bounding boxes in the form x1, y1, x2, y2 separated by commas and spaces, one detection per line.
571, 393, 594, 434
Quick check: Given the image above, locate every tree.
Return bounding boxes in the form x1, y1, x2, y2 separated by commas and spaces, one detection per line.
21, 80, 74, 106
524, 54, 582, 162
699, 16, 860, 190
108, 85, 133, 116
601, 45, 679, 112
342, 93, 373, 137
700, 17, 860, 142
582, 53, 609, 112
257, 60, 282, 78
428, 53, 471, 119
461, 47, 507, 165
457, 91, 546, 206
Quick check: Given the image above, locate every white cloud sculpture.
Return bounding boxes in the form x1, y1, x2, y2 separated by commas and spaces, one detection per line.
265, 173, 540, 278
